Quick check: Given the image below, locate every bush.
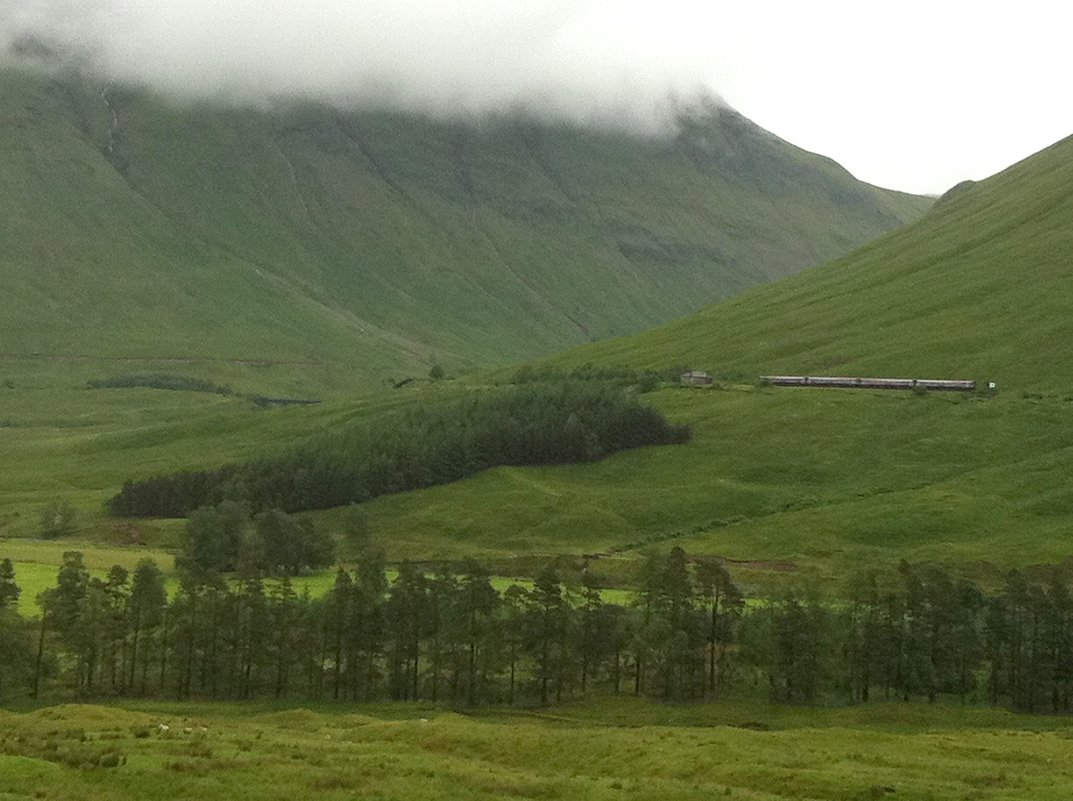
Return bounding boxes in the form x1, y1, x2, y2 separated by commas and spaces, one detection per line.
510, 363, 677, 392
87, 374, 232, 395
40, 500, 77, 539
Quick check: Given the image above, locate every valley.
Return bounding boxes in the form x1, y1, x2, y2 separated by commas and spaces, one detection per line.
2, 48, 1073, 800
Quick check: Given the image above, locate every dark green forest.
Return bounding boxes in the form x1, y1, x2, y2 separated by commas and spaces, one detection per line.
2, 550, 1071, 714
108, 383, 691, 518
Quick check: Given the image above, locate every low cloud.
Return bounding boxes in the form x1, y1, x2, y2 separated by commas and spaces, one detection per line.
0, 0, 726, 130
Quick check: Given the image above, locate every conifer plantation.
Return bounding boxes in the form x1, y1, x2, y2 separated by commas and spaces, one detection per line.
108, 382, 691, 518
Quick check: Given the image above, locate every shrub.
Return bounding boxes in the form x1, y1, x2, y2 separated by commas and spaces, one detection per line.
40, 500, 77, 539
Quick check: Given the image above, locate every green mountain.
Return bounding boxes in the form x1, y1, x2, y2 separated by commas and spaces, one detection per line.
4, 119, 1073, 590
324, 130, 1073, 578
339, 130, 1069, 577
548, 133, 1073, 393
0, 68, 927, 387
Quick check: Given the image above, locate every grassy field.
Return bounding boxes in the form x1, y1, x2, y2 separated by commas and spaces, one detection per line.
2, 697, 1073, 800
7, 377, 1073, 603
0, 374, 452, 539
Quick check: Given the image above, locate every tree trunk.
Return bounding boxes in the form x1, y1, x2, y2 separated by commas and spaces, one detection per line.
31, 612, 47, 699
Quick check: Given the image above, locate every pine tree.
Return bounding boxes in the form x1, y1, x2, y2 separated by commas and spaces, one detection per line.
426, 570, 460, 703
104, 565, 129, 692
459, 562, 499, 705
353, 549, 388, 700
386, 562, 428, 700
0, 558, 19, 610
269, 577, 299, 698
327, 568, 353, 700
659, 547, 696, 699
631, 552, 665, 695
695, 557, 743, 696
528, 565, 565, 706
0, 559, 24, 700
128, 559, 167, 694
0, 605, 30, 701
578, 567, 603, 693
236, 573, 269, 699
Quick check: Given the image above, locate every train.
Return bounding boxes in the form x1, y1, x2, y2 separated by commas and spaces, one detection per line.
761, 375, 977, 392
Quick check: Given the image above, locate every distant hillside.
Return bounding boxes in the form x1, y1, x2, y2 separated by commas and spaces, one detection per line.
549, 134, 1073, 393
0, 68, 927, 387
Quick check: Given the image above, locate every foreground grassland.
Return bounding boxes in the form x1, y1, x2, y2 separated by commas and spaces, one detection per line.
2, 698, 1073, 800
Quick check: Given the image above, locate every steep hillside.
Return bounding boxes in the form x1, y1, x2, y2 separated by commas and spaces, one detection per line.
548, 134, 1073, 393
0, 68, 927, 388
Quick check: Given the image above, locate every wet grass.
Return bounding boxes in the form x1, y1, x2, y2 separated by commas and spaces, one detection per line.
2, 697, 1073, 800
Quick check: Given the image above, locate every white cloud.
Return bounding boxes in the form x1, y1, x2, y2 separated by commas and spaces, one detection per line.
0, 0, 722, 132
3, 0, 1073, 193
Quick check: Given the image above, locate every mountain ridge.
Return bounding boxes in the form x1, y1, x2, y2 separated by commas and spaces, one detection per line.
0, 67, 929, 388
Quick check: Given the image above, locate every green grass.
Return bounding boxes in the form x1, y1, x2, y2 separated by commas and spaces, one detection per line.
0, 540, 175, 616
10, 378, 1073, 598
542, 132, 1073, 394
354, 385, 1073, 587
0, 68, 927, 392
3, 698, 1073, 799
0, 377, 453, 539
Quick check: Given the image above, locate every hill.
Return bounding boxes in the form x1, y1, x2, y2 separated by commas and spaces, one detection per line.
5, 131, 1073, 591
0, 67, 928, 391
546, 133, 1073, 393
323, 129, 1072, 581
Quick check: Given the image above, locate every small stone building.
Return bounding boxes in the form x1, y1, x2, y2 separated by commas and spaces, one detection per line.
680, 370, 713, 386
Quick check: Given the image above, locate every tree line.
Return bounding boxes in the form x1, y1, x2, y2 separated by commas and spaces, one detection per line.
510, 364, 682, 393
87, 373, 233, 395
3, 549, 1073, 714
108, 382, 692, 519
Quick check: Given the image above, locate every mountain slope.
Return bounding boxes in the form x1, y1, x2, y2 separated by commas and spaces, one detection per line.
0, 68, 928, 386
547, 133, 1073, 393
5, 133, 1073, 579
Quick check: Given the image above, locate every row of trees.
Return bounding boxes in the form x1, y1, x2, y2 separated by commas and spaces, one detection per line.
108, 382, 692, 518
510, 364, 679, 393
87, 373, 232, 395
3, 550, 1073, 714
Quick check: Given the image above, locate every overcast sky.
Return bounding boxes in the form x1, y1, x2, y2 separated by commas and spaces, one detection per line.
3, 0, 1071, 194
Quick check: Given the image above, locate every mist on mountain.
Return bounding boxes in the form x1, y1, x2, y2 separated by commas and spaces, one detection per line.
0, 0, 726, 133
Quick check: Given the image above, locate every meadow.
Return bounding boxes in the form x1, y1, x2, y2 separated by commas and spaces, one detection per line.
6, 366, 1073, 606
2, 697, 1073, 800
